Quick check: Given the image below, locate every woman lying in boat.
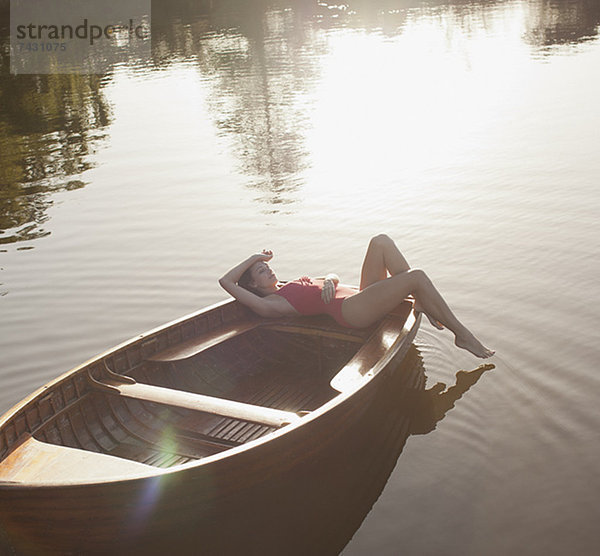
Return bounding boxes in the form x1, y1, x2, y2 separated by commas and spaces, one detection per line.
219, 234, 494, 359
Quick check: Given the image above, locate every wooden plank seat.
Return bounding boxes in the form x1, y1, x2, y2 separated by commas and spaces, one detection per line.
147, 320, 260, 362
0, 437, 153, 484
88, 366, 304, 429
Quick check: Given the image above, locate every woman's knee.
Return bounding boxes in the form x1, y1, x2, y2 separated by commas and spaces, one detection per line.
370, 233, 393, 248
387, 267, 426, 291
407, 268, 430, 289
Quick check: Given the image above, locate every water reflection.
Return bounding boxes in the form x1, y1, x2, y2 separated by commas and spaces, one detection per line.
195, 18, 313, 207
145, 0, 600, 212
1, 0, 599, 242
0, 5, 112, 244
308, 0, 600, 46
407, 360, 494, 435
523, 0, 600, 50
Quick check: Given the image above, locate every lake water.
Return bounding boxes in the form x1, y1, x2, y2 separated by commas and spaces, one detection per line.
1, 0, 599, 554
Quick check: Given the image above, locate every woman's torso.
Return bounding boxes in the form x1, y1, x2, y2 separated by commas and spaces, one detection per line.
269, 278, 357, 324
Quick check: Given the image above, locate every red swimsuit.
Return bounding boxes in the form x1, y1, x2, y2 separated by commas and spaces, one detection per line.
273, 278, 357, 328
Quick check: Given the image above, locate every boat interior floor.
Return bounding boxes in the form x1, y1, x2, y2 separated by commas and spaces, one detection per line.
30, 328, 360, 469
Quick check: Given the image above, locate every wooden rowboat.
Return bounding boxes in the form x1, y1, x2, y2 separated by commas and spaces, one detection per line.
0, 293, 421, 554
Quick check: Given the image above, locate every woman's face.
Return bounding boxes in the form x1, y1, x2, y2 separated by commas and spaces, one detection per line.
250, 261, 278, 290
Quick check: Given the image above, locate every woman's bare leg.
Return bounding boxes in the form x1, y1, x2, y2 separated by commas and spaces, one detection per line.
343, 269, 494, 358
360, 234, 443, 329
359, 234, 410, 290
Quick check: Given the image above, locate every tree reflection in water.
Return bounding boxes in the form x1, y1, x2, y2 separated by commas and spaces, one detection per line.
0, 68, 111, 245
2, 0, 599, 242
0, 4, 113, 246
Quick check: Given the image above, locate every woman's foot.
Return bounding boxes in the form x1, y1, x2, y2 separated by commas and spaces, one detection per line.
454, 331, 495, 359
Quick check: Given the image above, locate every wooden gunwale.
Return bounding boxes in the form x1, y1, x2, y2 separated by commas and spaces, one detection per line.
0, 298, 419, 487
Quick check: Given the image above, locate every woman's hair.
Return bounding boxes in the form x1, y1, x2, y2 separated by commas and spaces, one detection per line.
238, 266, 268, 297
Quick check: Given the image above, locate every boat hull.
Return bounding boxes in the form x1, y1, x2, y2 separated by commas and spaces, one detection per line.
0, 301, 421, 554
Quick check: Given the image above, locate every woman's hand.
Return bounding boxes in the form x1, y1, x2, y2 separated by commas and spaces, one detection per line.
320, 273, 339, 304
253, 249, 273, 262
321, 278, 337, 304
220, 250, 273, 293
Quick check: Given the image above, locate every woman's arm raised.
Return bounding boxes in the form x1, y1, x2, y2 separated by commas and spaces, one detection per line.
218, 251, 281, 317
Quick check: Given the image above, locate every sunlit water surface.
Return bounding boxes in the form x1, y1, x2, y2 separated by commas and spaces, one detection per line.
1, 0, 599, 554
